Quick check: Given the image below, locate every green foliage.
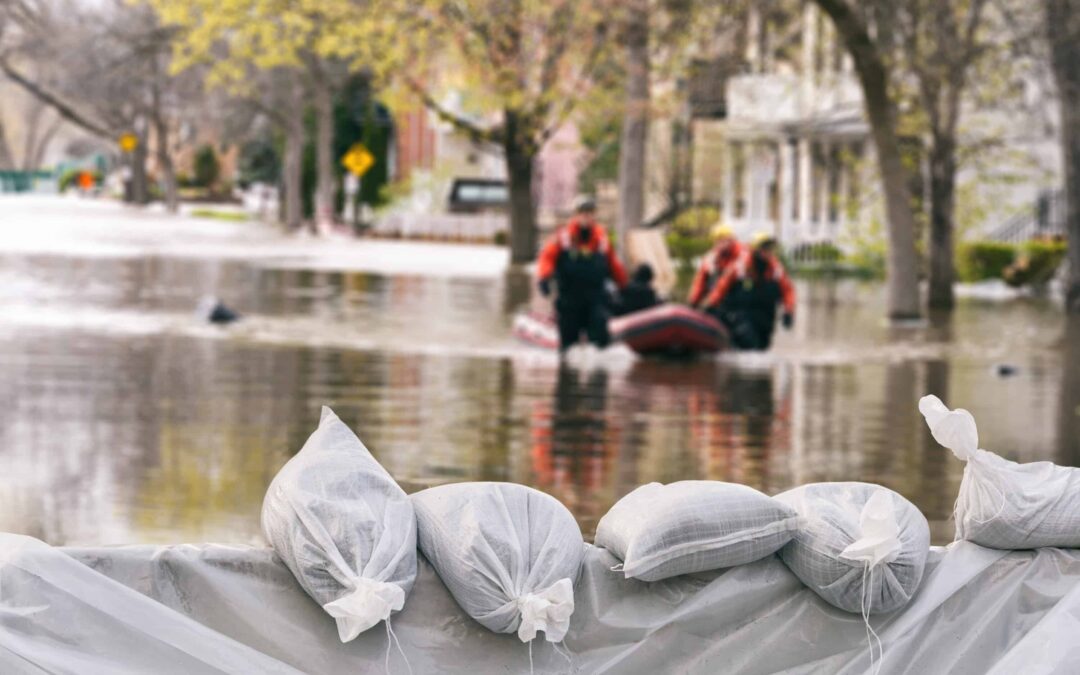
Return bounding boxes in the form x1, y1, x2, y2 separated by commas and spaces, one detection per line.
956, 241, 1018, 282
189, 209, 249, 222
665, 206, 718, 271
237, 138, 280, 187
1004, 240, 1068, 287
838, 215, 888, 278
578, 117, 620, 195
193, 145, 220, 188
58, 169, 101, 192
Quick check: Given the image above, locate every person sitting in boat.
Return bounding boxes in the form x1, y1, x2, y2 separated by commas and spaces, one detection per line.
703, 233, 795, 350
537, 197, 628, 351
688, 223, 745, 308
615, 264, 661, 316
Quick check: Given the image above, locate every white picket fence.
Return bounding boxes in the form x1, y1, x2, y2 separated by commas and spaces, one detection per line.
372, 212, 508, 242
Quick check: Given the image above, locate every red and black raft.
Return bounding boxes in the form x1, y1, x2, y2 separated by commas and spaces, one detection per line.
512, 303, 728, 356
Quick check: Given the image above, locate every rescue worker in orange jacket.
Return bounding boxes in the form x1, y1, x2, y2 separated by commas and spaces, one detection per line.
688, 224, 745, 307
704, 233, 795, 350
537, 198, 628, 351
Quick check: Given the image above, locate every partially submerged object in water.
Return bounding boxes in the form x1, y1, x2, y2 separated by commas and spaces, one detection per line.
196, 295, 241, 324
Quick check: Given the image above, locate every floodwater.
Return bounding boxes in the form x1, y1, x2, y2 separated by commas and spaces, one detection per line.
1, 200, 1078, 546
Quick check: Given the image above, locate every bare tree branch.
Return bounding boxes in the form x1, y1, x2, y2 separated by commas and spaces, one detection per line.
0, 57, 113, 138
404, 75, 505, 145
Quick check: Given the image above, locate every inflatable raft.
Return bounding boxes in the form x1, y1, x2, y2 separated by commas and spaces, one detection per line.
512, 303, 728, 355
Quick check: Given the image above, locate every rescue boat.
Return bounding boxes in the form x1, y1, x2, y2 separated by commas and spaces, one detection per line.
512, 304, 728, 356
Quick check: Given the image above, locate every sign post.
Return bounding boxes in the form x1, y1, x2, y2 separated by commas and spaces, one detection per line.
341, 143, 375, 229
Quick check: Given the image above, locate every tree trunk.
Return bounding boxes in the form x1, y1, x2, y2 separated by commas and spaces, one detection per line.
927, 136, 957, 308
0, 120, 15, 170
815, 0, 922, 319
1047, 0, 1080, 313
153, 114, 179, 214
313, 77, 336, 233
283, 106, 305, 230
616, 0, 650, 260
130, 133, 150, 205
504, 109, 539, 264
20, 101, 43, 172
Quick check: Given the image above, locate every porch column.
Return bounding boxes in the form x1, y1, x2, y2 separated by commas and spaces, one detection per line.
797, 137, 812, 241
779, 138, 795, 243
723, 140, 735, 225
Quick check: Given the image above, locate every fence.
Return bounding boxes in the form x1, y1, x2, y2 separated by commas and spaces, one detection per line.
371, 212, 508, 242
0, 170, 56, 194
986, 190, 1067, 244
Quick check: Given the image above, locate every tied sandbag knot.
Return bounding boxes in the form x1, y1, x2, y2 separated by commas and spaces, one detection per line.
838, 489, 902, 675
839, 490, 902, 568
516, 578, 574, 642
324, 577, 406, 642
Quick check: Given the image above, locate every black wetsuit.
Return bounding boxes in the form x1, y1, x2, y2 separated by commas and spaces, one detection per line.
555, 249, 613, 350
615, 282, 660, 316
713, 261, 782, 351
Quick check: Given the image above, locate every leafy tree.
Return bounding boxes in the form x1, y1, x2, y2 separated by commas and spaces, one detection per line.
0, 0, 195, 210
193, 144, 220, 188
148, 0, 391, 229
394, 0, 616, 263
812, 0, 922, 319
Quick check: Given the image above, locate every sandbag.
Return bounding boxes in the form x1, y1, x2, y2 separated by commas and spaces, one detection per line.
411, 482, 584, 643
595, 481, 801, 581
775, 482, 930, 614
920, 394, 1080, 549
261, 407, 417, 642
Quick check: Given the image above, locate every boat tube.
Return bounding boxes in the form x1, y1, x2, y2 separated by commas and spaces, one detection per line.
512, 304, 727, 356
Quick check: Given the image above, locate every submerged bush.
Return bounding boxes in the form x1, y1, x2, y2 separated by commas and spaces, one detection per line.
956, 241, 1017, 282
666, 206, 719, 271
1004, 239, 1067, 287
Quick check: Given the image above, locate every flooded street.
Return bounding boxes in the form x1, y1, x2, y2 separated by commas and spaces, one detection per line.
1, 198, 1078, 546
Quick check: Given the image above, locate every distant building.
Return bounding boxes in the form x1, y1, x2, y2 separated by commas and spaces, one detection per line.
388, 93, 586, 235
653, 3, 1060, 246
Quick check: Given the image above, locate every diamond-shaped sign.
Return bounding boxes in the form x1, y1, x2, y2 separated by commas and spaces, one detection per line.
341, 143, 374, 177
118, 133, 138, 153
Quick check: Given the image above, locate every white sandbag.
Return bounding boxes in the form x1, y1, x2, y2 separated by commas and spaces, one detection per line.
775, 482, 930, 614
261, 407, 417, 642
411, 482, 584, 643
594, 481, 801, 582
920, 394, 1080, 549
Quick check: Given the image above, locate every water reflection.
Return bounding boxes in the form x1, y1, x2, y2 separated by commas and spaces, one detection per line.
1058, 317, 1080, 465
0, 251, 1075, 546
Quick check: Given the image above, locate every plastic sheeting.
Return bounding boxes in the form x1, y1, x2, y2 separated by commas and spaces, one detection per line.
3, 533, 1080, 673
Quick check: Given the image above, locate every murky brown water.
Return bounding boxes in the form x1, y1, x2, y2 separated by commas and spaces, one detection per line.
1, 246, 1078, 546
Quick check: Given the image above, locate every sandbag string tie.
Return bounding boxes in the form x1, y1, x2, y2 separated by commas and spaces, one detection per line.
859, 563, 883, 675
384, 617, 413, 675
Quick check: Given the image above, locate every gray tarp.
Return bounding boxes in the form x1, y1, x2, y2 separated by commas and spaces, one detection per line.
2, 532, 1080, 673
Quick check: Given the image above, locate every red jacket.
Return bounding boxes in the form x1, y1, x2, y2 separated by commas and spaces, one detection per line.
688, 240, 745, 306
537, 216, 629, 288
704, 249, 796, 312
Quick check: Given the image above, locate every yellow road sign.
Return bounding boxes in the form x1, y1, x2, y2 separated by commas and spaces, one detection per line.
341, 143, 374, 177
118, 133, 138, 153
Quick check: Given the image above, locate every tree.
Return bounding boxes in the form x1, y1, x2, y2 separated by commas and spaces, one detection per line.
814, 0, 922, 319
397, 0, 614, 263
616, 0, 650, 259
893, 0, 991, 309
1045, 0, 1080, 312
151, 0, 387, 230
1, 0, 193, 210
